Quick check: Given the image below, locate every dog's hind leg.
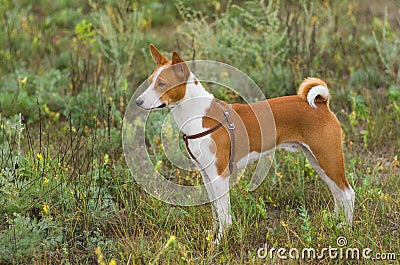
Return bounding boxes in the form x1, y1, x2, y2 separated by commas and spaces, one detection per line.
301, 143, 355, 225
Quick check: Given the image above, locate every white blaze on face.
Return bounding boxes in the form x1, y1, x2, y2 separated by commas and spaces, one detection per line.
137, 66, 166, 109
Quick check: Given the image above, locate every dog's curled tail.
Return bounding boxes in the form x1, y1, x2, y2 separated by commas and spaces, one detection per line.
298, 77, 330, 109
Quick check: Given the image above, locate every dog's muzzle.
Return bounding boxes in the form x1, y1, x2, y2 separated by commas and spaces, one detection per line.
135, 98, 144, 107
135, 98, 166, 110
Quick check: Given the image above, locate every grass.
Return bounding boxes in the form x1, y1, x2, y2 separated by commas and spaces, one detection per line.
0, 0, 399, 264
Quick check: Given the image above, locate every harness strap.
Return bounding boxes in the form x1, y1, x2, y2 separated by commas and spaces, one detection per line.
182, 118, 226, 161
181, 102, 236, 176
224, 104, 235, 174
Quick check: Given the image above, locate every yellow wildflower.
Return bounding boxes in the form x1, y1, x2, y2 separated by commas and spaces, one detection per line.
42, 203, 50, 215
164, 235, 176, 248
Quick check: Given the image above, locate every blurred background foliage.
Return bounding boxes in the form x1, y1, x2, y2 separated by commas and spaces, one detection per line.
0, 0, 399, 263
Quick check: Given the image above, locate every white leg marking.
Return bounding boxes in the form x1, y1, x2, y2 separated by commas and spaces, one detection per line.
301, 144, 355, 225
199, 170, 218, 231
193, 138, 233, 244
202, 170, 232, 244
210, 176, 232, 244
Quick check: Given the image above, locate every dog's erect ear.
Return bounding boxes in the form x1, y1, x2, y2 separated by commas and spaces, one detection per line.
171, 52, 190, 81
150, 44, 169, 67
171, 51, 185, 64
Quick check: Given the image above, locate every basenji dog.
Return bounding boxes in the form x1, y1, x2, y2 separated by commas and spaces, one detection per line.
135, 44, 355, 244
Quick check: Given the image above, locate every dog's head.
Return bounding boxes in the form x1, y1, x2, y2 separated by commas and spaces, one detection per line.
136, 44, 190, 110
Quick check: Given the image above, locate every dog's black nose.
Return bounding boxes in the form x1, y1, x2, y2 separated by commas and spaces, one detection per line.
135, 98, 144, 106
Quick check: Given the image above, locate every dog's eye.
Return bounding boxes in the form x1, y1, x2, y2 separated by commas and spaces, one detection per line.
158, 81, 165, 87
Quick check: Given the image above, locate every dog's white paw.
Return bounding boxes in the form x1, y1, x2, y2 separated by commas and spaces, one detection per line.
336, 222, 353, 229
205, 229, 222, 245
205, 229, 214, 234
213, 233, 222, 245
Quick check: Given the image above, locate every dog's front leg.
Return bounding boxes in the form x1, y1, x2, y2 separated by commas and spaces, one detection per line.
200, 170, 218, 232
213, 179, 232, 245
202, 170, 232, 244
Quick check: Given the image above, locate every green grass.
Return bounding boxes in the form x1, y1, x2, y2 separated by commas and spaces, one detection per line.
0, 0, 399, 264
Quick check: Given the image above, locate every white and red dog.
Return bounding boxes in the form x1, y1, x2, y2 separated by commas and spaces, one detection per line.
136, 44, 355, 243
